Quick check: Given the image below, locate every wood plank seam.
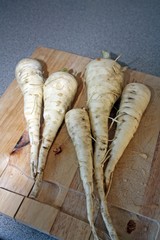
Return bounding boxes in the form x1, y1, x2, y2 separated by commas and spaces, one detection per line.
0, 186, 25, 197
13, 195, 26, 219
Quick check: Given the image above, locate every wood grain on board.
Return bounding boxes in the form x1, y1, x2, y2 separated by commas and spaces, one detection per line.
16, 197, 59, 233
0, 46, 160, 240
50, 211, 92, 240
0, 188, 24, 217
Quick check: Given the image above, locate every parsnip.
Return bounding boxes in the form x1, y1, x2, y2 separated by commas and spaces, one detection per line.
31, 71, 77, 197
65, 108, 99, 240
105, 83, 151, 192
15, 58, 44, 178
84, 54, 124, 240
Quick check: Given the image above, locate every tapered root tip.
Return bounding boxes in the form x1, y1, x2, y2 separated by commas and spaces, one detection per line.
30, 173, 43, 198
91, 226, 100, 240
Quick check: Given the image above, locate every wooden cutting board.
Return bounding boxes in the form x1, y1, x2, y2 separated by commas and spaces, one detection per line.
0, 47, 160, 240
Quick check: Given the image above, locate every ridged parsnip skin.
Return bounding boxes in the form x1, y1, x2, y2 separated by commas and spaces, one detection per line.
85, 59, 124, 168
15, 58, 44, 178
31, 71, 77, 197
65, 108, 99, 240
85, 58, 124, 240
105, 83, 151, 190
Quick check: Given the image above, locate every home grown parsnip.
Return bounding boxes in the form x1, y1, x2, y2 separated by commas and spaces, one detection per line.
105, 83, 151, 193
31, 71, 77, 197
84, 53, 125, 240
15, 58, 44, 178
65, 108, 99, 240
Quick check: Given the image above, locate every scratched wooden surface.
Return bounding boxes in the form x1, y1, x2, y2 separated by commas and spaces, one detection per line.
0, 47, 159, 240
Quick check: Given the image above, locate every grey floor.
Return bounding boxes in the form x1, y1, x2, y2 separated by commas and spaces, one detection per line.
0, 0, 160, 239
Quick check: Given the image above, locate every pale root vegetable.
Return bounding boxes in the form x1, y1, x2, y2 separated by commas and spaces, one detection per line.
65, 108, 99, 240
84, 54, 125, 240
15, 58, 44, 178
105, 82, 151, 192
30, 71, 77, 197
